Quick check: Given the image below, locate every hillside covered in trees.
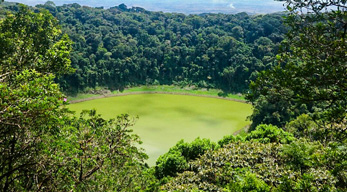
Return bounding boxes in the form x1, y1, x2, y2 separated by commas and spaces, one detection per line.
1, 2, 287, 93
0, 0, 346, 191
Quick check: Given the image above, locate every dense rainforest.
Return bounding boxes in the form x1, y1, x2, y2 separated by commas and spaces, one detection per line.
0, 0, 346, 191
4, 1, 287, 93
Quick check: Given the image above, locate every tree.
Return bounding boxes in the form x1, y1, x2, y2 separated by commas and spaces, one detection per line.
0, 5, 150, 191
0, 5, 73, 79
245, 124, 295, 144
155, 138, 216, 180
0, 5, 73, 191
0, 3, 287, 93
161, 137, 340, 191
50, 110, 148, 191
247, 0, 347, 129
0, 70, 69, 191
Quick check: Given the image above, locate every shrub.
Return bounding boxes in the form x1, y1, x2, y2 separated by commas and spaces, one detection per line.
246, 124, 295, 144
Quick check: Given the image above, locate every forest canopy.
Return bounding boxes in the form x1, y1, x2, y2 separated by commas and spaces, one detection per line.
0, 2, 287, 93
0, 0, 346, 191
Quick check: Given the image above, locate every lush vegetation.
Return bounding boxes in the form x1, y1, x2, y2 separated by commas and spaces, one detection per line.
0, 6, 151, 191
0, 1, 286, 93
68, 94, 252, 165
156, 0, 347, 191
0, 0, 346, 191
247, 0, 347, 130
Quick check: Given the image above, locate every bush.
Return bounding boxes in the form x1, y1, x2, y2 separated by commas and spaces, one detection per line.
218, 135, 244, 147
155, 151, 188, 179
154, 138, 216, 179
246, 124, 295, 144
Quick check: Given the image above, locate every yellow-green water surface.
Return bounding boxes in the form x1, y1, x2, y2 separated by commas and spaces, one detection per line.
68, 94, 252, 165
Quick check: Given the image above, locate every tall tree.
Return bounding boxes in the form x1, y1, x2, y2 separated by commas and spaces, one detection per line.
0, 5, 73, 79
0, 5, 152, 191
247, 0, 347, 130
47, 110, 149, 191
0, 5, 73, 191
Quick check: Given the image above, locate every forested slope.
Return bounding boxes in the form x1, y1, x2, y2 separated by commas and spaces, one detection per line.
2, 2, 286, 93
0, 1, 346, 191
155, 1, 347, 191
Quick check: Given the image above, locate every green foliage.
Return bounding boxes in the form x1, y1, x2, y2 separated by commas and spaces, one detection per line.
245, 124, 295, 144
178, 138, 217, 161
50, 110, 149, 191
279, 139, 340, 190
286, 114, 347, 143
8, 3, 286, 93
277, 170, 337, 192
247, 0, 347, 129
225, 171, 271, 192
0, 6, 151, 191
1, 2, 346, 191
0, 70, 68, 191
162, 139, 342, 191
324, 142, 347, 188
281, 139, 324, 172
155, 138, 216, 180
218, 135, 244, 148
243, 2, 347, 190
162, 142, 284, 191
155, 150, 188, 180
137, 168, 160, 192
0, 5, 74, 77
294, 172, 336, 192
246, 89, 308, 130
285, 114, 319, 139
0, 6, 73, 190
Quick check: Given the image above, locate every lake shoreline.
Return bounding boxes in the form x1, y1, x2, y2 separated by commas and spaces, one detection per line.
69, 91, 248, 104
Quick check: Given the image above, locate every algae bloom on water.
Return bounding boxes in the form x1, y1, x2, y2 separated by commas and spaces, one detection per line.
69, 94, 252, 165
